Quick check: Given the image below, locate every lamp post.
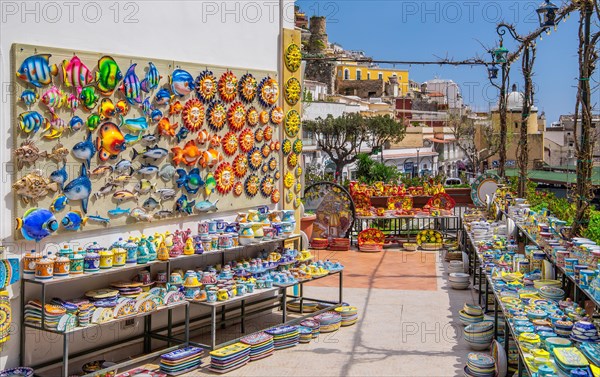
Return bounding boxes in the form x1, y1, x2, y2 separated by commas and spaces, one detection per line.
416, 148, 421, 178
488, 39, 510, 179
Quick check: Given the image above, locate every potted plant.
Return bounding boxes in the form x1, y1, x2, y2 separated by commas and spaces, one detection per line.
301, 210, 317, 240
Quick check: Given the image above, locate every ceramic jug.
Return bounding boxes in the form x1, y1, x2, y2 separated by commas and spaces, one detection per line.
257, 205, 269, 215
157, 241, 170, 261
268, 211, 281, 223
236, 213, 248, 223
281, 210, 296, 224
251, 222, 264, 241
124, 238, 138, 264
146, 236, 157, 261
247, 210, 259, 223
137, 238, 149, 264
239, 223, 255, 245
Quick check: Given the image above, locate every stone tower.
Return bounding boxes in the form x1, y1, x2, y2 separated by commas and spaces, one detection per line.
307, 16, 328, 53
304, 16, 336, 94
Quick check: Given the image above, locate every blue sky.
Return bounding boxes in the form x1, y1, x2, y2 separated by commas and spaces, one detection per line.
297, 0, 598, 125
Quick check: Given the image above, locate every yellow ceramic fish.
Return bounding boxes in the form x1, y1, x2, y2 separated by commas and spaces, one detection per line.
95, 122, 125, 161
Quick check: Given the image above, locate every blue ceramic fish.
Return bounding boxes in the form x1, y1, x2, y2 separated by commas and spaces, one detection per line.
120, 63, 142, 104
121, 116, 148, 133
141, 98, 153, 117
62, 164, 92, 213
87, 215, 110, 224
132, 145, 168, 161
61, 210, 87, 231
16, 208, 59, 241
176, 168, 204, 194
175, 194, 195, 214
170, 69, 195, 97
72, 132, 96, 168
141, 62, 161, 92
136, 163, 158, 176
154, 88, 171, 105
175, 127, 189, 143
141, 134, 158, 144
194, 199, 219, 212
124, 133, 143, 145
16, 54, 59, 88
142, 196, 160, 210
69, 116, 84, 132
115, 159, 133, 175
18, 111, 48, 134
108, 207, 131, 216
20, 89, 39, 106
49, 163, 68, 188
50, 195, 69, 212
150, 109, 163, 123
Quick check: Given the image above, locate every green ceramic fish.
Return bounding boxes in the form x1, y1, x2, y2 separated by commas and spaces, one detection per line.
79, 86, 99, 110
204, 172, 216, 196
96, 56, 122, 96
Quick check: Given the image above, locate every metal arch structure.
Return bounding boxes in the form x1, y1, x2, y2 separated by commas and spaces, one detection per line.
303, 181, 356, 239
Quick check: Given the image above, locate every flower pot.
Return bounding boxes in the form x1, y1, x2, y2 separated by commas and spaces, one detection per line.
301, 214, 317, 240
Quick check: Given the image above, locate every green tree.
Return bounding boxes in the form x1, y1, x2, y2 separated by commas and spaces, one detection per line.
366, 115, 407, 161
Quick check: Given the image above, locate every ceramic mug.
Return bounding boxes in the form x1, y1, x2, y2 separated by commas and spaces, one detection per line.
208, 221, 217, 234
236, 284, 246, 296
246, 282, 255, 293
215, 219, 225, 233
198, 221, 210, 235
206, 290, 217, 302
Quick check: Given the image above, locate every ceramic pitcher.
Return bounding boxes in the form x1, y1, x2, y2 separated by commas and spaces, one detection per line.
239, 223, 255, 245
247, 210, 259, 222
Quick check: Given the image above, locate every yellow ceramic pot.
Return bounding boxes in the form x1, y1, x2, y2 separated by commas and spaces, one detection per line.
99, 250, 114, 269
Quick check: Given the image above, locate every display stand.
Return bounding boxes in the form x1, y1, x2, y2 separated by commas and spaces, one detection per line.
353, 214, 460, 245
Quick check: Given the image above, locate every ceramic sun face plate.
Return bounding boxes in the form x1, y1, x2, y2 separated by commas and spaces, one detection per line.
233, 154, 248, 178
222, 132, 238, 156
237, 128, 255, 153
248, 148, 263, 171
268, 157, 277, 171
282, 139, 292, 155
233, 181, 243, 196
218, 71, 238, 103
227, 102, 246, 131
207, 101, 227, 131
259, 110, 269, 125
285, 109, 300, 137
215, 162, 235, 194
258, 77, 279, 107
293, 139, 303, 154
284, 77, 301, 106
182, 98, 205, 132
271, 189, 280, 203
255, 128, 264, 143
263, 125, 273, 142
247, 107, 259, 127
287, 152, 298, 168
270, 107, 284, 125
238, 73, 257, 103
195, 70, 218, 102
244, 174, 260, 197
261, 144, 271, 158
285, 43, 302, 72
284, 171, 294, 189
261, 176, 274, 197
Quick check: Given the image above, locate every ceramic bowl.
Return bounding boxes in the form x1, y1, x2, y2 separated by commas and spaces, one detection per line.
449, 273, 470, 282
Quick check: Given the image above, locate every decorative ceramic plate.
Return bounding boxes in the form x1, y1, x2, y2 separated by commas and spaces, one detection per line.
57, 313, 77, 332
259, 110, 269, 125
261, 176, 274, 197
426, 192, 456, 210
292, 139, 303, 154
272, 141, 281, 152
195, 70, 218, 102
471, 173, 500, 207
238, 73, 257, 103
218, 71, 238, 103
233, 154, 249, 178
261, 164, 269, 174
284, 77, 301, 105
274, 170, 281, 180
0, 304, 10, 333
285, 109, 300, 137
233, 181, 243, 196
285, 43, 302, 72
0, 367, 33, 377
296, 166, 303, 177
181, 98, 205, 132
113, 300, 136, 318
284, 171, 294, 189
227, 101, 246, 131
268, 157, 277, 171
271, 189, 280, 203
270, 107, 284, 125
0, 263, 6, 290
261, 144, 271, 158
248, 148, 263, 170
222, 132, 238, 156
245, 174, 260, 197
287, 152, 298, 168
247, 106, 259, 127
294, 182, 302, 193
134, 297, 157, 313
263, 125, 273, 142
258, 77, 279, 107
215, 162, 235, 194
85, 289, 119, 299
238, 129, 255, 152
164, 291, 185, 305
207, 101, 227, 131
255, 128, 264, 143
282, 139, 292, 155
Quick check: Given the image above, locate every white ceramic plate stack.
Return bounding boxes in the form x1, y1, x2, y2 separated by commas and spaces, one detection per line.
464, 321, 494, 350
449, 273, 471, 290
448, 261, 465, 274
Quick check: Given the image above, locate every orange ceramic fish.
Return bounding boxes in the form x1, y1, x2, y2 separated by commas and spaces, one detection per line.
98, 98, 116, 120
169, 101, 183, 115
199, 148, 223, 168
115, 100, 130, 116
96, 122, 125, 161
171, 140, 201, 166
158, 117, 179, 137
209, 134, 221, 147
196, 129, 209, 145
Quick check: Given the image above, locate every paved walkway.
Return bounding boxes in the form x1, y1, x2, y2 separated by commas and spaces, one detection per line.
173, 249, 476, 376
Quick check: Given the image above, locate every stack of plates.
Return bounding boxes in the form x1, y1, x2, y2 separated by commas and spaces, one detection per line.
449, 273, 471, 290
286, 301, 319, 313
329, 238, 350, 251
209, 343, 250, 373
300, 319, 320, 338
23, 301, 67, 331
335, 306, 358, 327
265, 326, 299, 350
85, 289, 120, 308
314, 312, 342, 333
459, 303, 483, 326
111, 282, 143, 299
159, 346, 203, 376
464, 321, 494, 350
240, 332, 274, 361
533, 279, 561, 289
579, 342, 600, 365
570, 321, 600, 343
538, 286, 565, 301
448, 261, 465, 274
553, 347, 589, 376
310, 238, 329, 250
464, 352, 496, 377
298, 326, 313, 344
554, 320, 574, 338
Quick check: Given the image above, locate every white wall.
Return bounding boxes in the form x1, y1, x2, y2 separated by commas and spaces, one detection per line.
0, 0, 294, 370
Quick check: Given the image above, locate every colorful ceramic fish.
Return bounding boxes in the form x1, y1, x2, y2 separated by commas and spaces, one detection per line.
16, 54, 58, 88
154, 210, 173, 218
110, 174, 135, 186
171, 140, 201, 166
132, 145, 168, 161
62, 55, 94, 91
115, 159, 133, 175
150, 109, 163, 123
124, 133, 143, 145
96, 56, 122, 96
14, 140, 42, 168
72, 132, 96, 167
61, 210, 88, 231
16, 208, 58, 241
90, 165, 113, 176
170, 69, 195, 97
120, 63, 142, 104
196, 129, 209, 145
108, 207, 131, 216
209, 134, 221, 148
199, 148, 223, 168
43, 115, 66, 139
136, 163, 159, 176
141, 134, 158, 145
113, 190, 137, 203
141, 62, 161, 92
18, 111, 48, 134
157, 117, 178, 137
98, 98, 116, 119
175, 127, 189, 143
69, 116, 84, 131
176, 168, 204, 194
122, 116, 148, 133
115, 100, 130, 115
134, 179, 155, 194
13, 170, 59, 203
159, 164, 176, 181
156, 188, 176, 201
79, 86, 99, 110
169, 101, 183, 115
20, 89, 39, 106
86, 114, 101, 131
41, 85, 66, 113
195, 199, 219, 212
96, 122, 126, 161
50, 195, 69, 212
175, 194, 195, 214
94, 181, 117, 199
154, 88, 172, 105
130, 207, 153, 222
66, 94, 80, 112
204, 172, 216, 196
63, 164, 92, 213
141, 98, 153, 117
49, 163, 68, 188
87, 215, 110, 224
142, 196, 160, 210
45, 142, 69, 163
